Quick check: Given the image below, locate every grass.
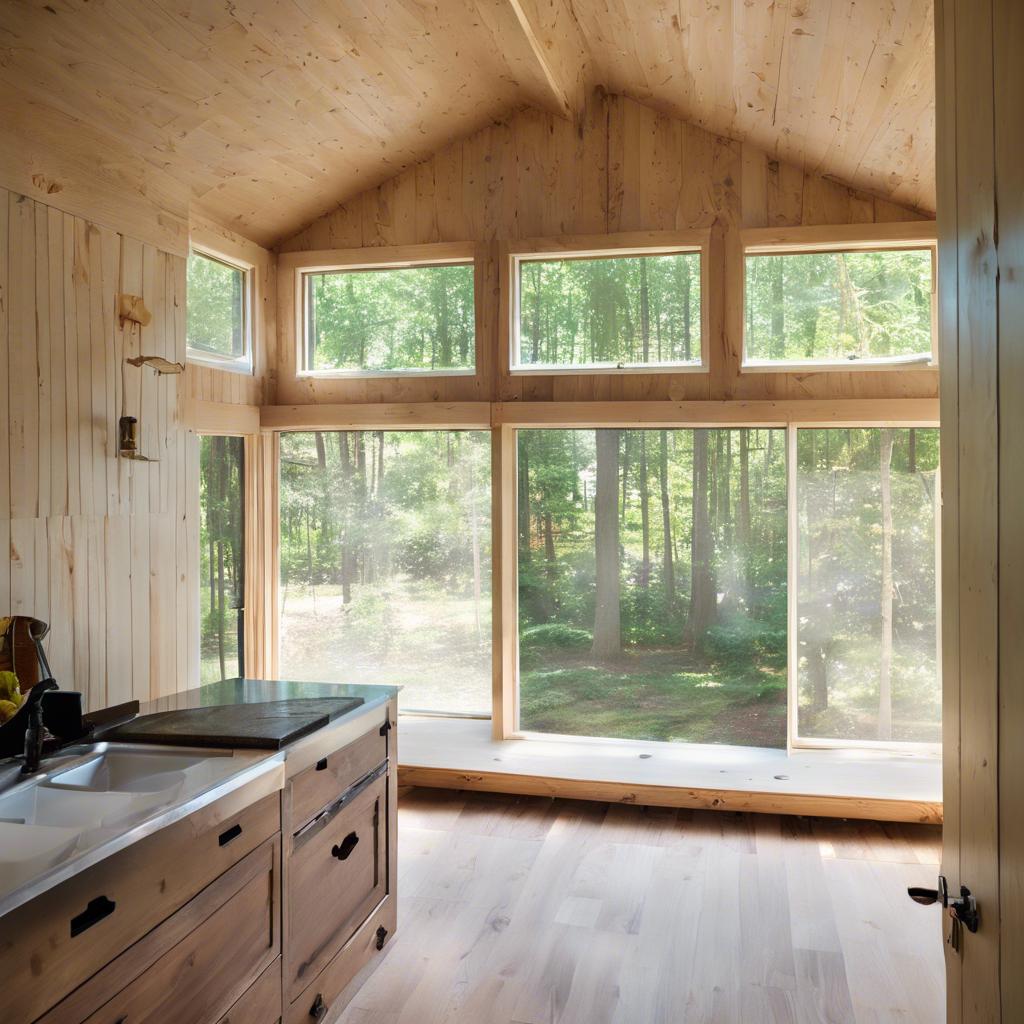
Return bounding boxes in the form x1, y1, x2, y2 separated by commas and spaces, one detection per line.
519, 647, 787, 748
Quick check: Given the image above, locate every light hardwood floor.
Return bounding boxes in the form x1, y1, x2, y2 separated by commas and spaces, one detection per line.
337, 788, 944, 1024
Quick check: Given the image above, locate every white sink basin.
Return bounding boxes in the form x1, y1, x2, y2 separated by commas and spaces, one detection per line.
48, 749, 205, 793
0, 785, 139, 829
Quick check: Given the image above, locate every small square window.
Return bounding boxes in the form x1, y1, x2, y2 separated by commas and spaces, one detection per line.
743, 244, 936, 369
187, 250, 252, 373
301, 261, 476, 376
511, 248, 704, 373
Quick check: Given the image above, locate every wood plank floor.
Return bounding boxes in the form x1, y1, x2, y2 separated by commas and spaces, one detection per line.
337, 789, 945, 1024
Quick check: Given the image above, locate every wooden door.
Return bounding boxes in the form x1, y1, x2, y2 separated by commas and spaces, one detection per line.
936, 0, 1024, 1020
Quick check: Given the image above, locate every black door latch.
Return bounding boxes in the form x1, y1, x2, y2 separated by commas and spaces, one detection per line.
908, 875, 979, 933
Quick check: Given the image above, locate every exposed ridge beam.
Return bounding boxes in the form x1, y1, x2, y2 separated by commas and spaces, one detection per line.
500, 0, 592, 118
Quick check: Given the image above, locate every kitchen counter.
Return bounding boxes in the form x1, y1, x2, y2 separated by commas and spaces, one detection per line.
0, 678, 399, 918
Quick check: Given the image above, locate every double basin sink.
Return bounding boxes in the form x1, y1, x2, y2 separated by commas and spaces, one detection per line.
0, 745, 237, 893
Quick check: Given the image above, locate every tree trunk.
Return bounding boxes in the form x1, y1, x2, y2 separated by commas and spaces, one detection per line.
660, 430, 674, 611
592, 429, 621, 659
686, 429, 716, 648
639, 432, 651, 587
518, 438, 531, 565
338, 432, 353, 605
878, 428, 895, 740
639, 259, 651, 363
771, 258, 785, 359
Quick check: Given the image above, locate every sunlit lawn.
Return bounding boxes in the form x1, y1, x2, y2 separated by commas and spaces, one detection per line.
520, 649, 788, 748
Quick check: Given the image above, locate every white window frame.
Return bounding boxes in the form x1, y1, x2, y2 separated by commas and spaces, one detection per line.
506, 230, 711, 375
186, 247, 255, 375
293, 243, 478, 379
740, 222, 939, 373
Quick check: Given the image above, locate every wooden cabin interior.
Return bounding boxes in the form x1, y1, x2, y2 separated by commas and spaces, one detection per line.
0, 1, 1020, 1022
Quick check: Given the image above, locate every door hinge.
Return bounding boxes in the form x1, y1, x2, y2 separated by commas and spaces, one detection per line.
908, 875, 979, 933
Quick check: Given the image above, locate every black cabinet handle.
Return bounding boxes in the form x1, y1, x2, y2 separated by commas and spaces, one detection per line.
71, 895, 116, 937
331, 831, 360, 860
315, 757, 328, 771
218, 823, 243, 847
310, 993, 326, 1020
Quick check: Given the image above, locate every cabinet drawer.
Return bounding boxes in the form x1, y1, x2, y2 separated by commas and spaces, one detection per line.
288, 770, 387, 1001
215, 957, 282, 1024
289, 722, 387, 829
0, 790, 280, 1024
81, 840, 279, 1024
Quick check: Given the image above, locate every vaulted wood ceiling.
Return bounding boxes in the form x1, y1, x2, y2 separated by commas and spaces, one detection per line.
0, 0, 934, 247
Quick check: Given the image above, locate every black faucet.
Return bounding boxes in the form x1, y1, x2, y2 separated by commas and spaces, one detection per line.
21, 679, 59, 775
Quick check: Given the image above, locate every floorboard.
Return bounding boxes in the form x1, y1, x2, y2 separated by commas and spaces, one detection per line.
335, 788, 945, 1024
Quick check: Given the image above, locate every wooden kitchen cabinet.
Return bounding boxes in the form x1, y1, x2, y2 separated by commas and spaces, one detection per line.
2, 791, 280, 1024
0, 699, 397, 1024
283, 706, 397, 1024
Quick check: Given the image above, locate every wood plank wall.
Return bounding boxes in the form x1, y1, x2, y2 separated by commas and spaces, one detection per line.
277, 94, 935, 407
0, 186, 216, 711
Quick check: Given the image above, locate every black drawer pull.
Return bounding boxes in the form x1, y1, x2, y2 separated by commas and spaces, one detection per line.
218, 823, 243, 847
331, 831, 360, 860
375, 925, 389, 950
315, 757, 328, 771
71, 895, 116, 937
310, 992, 326, 1020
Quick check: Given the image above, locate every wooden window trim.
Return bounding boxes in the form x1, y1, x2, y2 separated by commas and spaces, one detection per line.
740, 221, 940, 373
278, 241, 481, 381
503, 229, 712, 376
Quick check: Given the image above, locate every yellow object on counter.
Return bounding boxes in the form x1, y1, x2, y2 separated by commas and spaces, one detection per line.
0, 670, 23, 708
0, 699, 17, 724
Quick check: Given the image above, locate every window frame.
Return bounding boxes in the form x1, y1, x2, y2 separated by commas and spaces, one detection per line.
740, 222, 939, 373
505, 230, 712, 376
290, 242, 479, 380
186, 247, 255, 375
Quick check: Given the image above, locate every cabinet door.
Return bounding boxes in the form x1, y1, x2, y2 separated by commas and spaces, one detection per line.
288, 772, 387, 1002
80, 840, 279, 1024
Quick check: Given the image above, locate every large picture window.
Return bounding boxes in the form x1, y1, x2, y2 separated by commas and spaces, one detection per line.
278, 430, 491, 715
301, 261, 475, 375
187, 250, 252, 372
516, 428, 787, 746
743, 245, 935, 367
794, 427, 940, 745
199, 435, 245, 682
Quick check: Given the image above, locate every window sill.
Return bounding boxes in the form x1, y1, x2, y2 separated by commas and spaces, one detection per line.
397, 715, 942, 822
508, 363, 706, 376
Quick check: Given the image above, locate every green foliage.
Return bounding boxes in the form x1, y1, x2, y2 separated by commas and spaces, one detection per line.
199, 436, 244, 682
518, 253, 701, 368
520, 624, 593, 652
277, 430, 492, 714
308, 263, 475, 372
704, 620, 786, 674
796, 427, 940, 742
744, 249, 933, 363
187, 252, 244, 358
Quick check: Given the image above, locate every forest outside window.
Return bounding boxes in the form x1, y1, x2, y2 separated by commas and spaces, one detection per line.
200, 435, 245, 682
516, 427, 787, 746
793, 427, 940, 747
187, 250, 252, 373
743, 240, 936, 369
510, 242, 705, 373
278, 430, 491, 715
300, 260, 476, 376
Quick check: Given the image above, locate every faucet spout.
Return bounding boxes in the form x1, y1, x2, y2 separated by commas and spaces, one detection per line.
20, 679, 58, 775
